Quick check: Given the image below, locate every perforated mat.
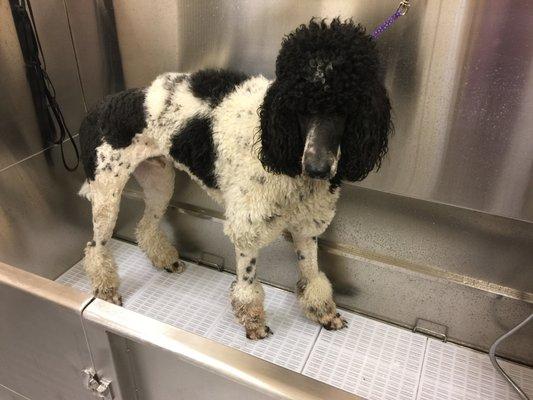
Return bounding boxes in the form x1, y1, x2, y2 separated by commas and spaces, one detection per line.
416, 338, 533, 400
57, 239, 321, 372
303, 313, 427, 400
58, 239, 533, 399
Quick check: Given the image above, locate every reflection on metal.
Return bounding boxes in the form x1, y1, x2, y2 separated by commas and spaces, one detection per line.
0, 140, 91, 279
64, 0, 533, 221
0, 262, 94, 400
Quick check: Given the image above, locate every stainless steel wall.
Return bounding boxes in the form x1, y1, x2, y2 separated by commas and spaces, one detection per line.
0, 0, 90, 277
67, 0, 533, 222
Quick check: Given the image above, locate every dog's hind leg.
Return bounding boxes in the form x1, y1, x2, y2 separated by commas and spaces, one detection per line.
133, 157, 184, 273
291, 233, 347, 330
84, 166, 132, 305
230, 248, 272, 340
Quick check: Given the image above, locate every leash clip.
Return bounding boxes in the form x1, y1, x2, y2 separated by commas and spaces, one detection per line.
397, 0, 410, 16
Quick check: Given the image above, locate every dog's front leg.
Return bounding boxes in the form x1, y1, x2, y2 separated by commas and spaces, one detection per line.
230, 248, 272, 340
291, 233, 347, 330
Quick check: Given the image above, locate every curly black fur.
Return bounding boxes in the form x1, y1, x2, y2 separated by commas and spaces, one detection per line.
190, 69, 249, 107
259, 18, 391, 182
79, 88, 147, 180
79, 108, 102, 180
170, 116, 218, 188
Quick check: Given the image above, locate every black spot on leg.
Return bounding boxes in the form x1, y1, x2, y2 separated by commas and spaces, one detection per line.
101, 240, 107, 246
251, 175, 266, 184
240, 253, 246, 257
250, 258, 256, 265
246, 265, 253, 273
88, 240, 96, 247
312, 236, 317, 241
243, 274, 249, 282
297, 250, 305, 260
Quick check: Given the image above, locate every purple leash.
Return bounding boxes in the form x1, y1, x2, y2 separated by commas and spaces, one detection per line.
371, 0, 410, 39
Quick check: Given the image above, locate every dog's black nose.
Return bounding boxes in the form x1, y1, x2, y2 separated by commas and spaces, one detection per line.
304, 162, 331, 179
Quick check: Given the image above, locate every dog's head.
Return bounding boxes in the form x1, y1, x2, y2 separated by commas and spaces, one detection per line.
259, 18, 391, 185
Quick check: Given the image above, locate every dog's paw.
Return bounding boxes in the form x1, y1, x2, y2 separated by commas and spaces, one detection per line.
164, 260, 186, 273
246, 325, 273, 340
322, 312, 348, 331
94, 287, 123, 306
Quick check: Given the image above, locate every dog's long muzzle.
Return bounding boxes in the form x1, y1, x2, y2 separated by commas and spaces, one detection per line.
300, 115, 344, 180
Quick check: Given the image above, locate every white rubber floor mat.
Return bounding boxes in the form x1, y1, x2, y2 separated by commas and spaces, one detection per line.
57, 239, 321, 371
416, 338, 533, 400
58, 239, 533, 398
303, 312, 427, 400
206, 284, 321, 372
56, 239, 160, 304
126, 264, 233, 336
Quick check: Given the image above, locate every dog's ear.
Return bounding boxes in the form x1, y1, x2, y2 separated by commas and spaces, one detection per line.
258, 82, 304, 177
337, 80, 392, 182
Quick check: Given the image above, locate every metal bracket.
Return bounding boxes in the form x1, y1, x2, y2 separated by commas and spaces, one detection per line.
413, 318, 448, 342
182, 251, 225, 272
83, 368, 114, 399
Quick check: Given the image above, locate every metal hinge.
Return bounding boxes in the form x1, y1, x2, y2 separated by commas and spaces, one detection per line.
83, 368, 114, 399
182, 251, 225, 272
413, 318, 448, 342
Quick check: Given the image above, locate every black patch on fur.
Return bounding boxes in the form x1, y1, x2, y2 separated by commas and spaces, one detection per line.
189, 69, 249, 107
170, 116, 218, 188
297, 250, 305, 260
79, 88, 146, 180
250, 258, 256, 265
246, 266, 253, 273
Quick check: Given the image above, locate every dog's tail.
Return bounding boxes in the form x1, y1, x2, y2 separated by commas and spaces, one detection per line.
78, 180, 92, 201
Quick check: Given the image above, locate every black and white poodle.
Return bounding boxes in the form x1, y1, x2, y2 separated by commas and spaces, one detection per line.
79, 18, 391, 339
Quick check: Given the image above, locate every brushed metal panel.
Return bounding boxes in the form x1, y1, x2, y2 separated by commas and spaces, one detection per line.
66, 0, 533, 220
325, 185, 533, 294
0, 0, 45, 170
63, 0, 125, 108
83, 299, 360, 400
0, 263, 94, 400
0, 140, 91, 279
126, 174, 533, 295
359, 0, 533, 222
0, 0, 86, 170
116, 339, 278, 400
0, 384, 29, 400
